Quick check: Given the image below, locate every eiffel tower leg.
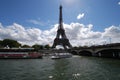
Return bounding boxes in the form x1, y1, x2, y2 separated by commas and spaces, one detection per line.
52, 43, 56, 48
63, 45, 67, 50
68, 44, 72, 49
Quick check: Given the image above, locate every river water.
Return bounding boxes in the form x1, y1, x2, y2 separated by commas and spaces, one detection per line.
0, 56, 120, 80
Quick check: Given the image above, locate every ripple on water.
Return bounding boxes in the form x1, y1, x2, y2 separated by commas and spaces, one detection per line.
0, 57, 120, 80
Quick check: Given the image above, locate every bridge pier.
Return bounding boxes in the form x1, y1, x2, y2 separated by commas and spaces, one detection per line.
113, 52, 115, 58
118, 52, 120, 57
98, 53, 101, 57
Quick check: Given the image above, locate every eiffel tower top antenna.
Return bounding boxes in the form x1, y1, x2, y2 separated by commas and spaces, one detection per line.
59, 0, 62, 6
59, 5, 63, 29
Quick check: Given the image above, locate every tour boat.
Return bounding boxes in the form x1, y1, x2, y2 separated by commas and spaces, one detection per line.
0, 48, 42, 59
51, 53, 72, 59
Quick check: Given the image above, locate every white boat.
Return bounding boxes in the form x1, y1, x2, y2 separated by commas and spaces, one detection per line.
51, 53, 72, 59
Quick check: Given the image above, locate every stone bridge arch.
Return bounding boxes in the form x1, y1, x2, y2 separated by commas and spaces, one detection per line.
78, 50, 92, 56
95, 48, 120, 58
94, 46, 120, 53
71, 50, 78, 55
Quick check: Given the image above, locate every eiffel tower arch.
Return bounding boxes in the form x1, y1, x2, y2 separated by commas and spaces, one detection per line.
52, 5, 72, 49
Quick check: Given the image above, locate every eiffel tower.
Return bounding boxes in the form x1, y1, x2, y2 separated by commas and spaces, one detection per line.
52, 5, 72, 49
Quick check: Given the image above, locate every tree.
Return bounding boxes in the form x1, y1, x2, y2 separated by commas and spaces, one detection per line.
0, 40, 2, 48
1, 39, 21, 48
22, 45, 31, 48
32, 44, 43, 50
44, 44, 50, 49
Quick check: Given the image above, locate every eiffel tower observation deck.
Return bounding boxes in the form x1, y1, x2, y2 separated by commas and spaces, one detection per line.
52, 5, 72, 49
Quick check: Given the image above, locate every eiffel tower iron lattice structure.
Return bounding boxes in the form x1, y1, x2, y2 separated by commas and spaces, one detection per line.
52, 5, 72, 49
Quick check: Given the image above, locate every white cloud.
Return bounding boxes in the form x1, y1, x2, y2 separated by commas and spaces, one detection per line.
102, 25, 120, 38
118, 2, 120, 5
77, 13, 85, 20
0, 22, 120, 47
28, 19, 45, 26
0, 23, 42, 45
61, 0, 79, 6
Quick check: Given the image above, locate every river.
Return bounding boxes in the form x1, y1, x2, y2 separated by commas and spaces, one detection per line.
0, 56, 120, 80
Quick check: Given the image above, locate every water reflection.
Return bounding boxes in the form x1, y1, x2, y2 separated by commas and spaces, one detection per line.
51, 59, 70, 80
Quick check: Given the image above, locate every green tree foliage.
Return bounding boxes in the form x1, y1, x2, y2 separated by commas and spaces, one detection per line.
32, 44, 44, 50
22, 45, 31, 48
0, 39, 21, 48
0, 39, 53, 50
44, 44, 50, 49
0, 40, 2, 48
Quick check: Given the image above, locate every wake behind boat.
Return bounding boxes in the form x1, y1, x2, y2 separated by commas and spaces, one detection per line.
51, 53, 72, 59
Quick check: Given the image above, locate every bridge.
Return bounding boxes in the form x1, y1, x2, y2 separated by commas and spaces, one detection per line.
39, 43, 120, 58
71, 43, 120, 58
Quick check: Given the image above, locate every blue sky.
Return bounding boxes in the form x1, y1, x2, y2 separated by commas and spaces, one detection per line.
0, 0, 119, 31
0, 0, 120, 46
